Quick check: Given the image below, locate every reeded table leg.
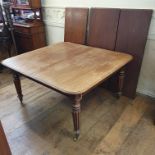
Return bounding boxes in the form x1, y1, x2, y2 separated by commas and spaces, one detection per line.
13, 72, 23, 105
117, 68, 125, 98
72, 94, 82, 141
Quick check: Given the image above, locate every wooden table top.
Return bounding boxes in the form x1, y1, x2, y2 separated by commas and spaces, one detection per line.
2, 42, 132, 95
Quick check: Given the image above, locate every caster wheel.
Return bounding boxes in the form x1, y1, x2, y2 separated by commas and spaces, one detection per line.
73, 137, 78, 142
73, 133, 79, 142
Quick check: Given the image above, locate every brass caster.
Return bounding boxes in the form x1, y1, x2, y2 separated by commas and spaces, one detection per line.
73, 137, 78, 142
73, 133, 79, 142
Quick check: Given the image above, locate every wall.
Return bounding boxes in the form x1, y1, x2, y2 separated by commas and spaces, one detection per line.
42, 0, 155, 98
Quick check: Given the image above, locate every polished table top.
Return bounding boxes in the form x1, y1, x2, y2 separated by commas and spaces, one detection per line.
2, 42, 133, 95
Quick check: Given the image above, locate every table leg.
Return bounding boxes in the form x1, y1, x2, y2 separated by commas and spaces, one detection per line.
13, 72, 23, 105
7, 42, 12, 57
117, 68, 125, 98
72, 94, 82, 141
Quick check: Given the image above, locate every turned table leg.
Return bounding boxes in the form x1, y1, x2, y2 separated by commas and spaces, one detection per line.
13, 72, 23, 105
117, 68, 125, 98
72, 94, 82, 141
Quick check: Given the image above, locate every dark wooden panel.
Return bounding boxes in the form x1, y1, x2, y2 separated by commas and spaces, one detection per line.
87, 8, 120, 50
15, 25, 46, 53
14, 0, 41, 8
115, 9, 153, 98
0, 121, 11, 155
15, 32, 33, 53
64, 8, 88, 44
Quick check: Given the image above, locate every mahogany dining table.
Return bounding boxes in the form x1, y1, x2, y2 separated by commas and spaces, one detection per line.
1, 42, 133, 141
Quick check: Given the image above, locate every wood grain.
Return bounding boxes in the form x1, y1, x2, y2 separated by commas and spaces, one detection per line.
13, 0, 41, 8
1, 42, 132, 95
115, 9, 153, 98
14, 23, 46, 53
93, 96, 149, 155
87, 8, 120, 50
0, 121, 11, 155
118, 110, 155, 155
0, 72, 154, 155
65, 8, 88, 44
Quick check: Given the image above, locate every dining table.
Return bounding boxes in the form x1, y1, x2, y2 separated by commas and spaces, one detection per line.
1, 42, 133, 141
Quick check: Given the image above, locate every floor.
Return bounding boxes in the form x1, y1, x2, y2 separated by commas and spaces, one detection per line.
0, 70, 155, 155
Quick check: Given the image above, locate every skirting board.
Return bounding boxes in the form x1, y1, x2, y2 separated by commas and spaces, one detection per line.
137, 90, 155, 99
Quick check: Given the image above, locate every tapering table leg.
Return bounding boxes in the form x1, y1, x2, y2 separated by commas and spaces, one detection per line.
13, 72, 23, 105
72, 94, 82, 141
117, 68, 125, 98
